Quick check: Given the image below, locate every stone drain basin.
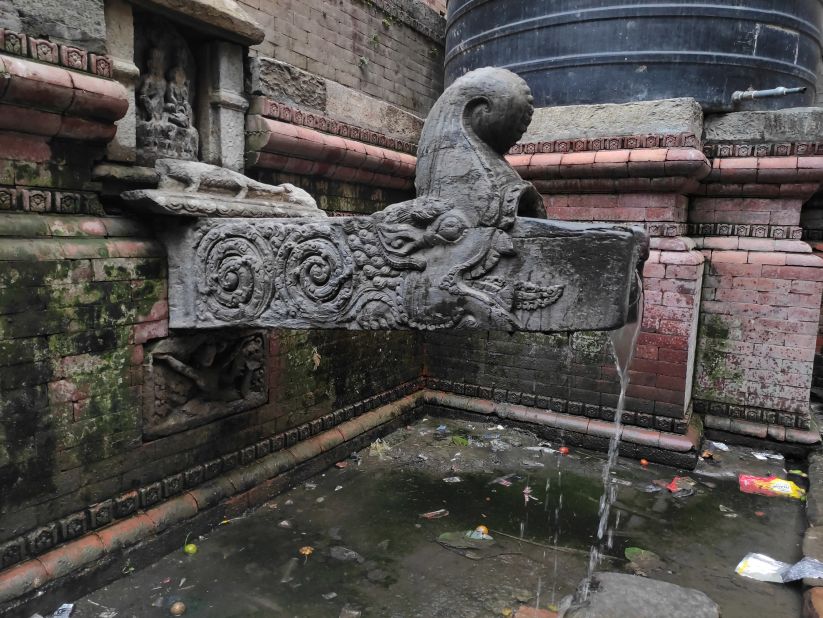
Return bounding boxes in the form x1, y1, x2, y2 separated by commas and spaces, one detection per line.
68, 417, 803, 618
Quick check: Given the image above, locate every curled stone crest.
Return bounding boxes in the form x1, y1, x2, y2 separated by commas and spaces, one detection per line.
196, 226, 274, 321
274, 225, 355, 321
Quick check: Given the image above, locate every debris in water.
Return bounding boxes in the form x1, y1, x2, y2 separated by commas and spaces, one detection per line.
452, 435, 469, 447
490, 439, 511, 452
369, 438, 390, 458
639, 458, 649, 467
280, 557, 298, 583
335, 461, 348, 469
736, 553, 823, 583
278, 520, 293, 529
330, 546, 364, 562
718, 505, 737, 518
52, 604, 74, 617
323, 592, 338, 600
624, 547, 664, 575
299, 546, 314, 559
521, 459, 545, 469
305, 482, 317, 490
443, 476, 462, 483
474, 524, 489, 535
700, 449, 714, 460
182, 542, 197, 555
708, 440, 729, 451
169, 601, 186, 616
334, 485, 343, 491
420, 509, 449, 519
417, 453, 428, 461
751, 451, 783, 461
522, 486, 540, 505
558, 446, 570, 455
339, 606, 362, 618
738, 475, 805, 499
525, 444, 557, 454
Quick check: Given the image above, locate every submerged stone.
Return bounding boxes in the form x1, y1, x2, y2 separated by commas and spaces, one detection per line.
563, 572, 719, 618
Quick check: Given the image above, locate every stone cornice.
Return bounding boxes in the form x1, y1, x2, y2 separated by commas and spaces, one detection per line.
129, 0, 265, 45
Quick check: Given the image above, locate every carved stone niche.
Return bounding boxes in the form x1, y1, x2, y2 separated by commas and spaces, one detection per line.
142, 330, 268, 439
134, 13, 199, 165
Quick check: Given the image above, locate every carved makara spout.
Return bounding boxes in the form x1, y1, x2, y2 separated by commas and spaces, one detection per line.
146, 67, 648, 332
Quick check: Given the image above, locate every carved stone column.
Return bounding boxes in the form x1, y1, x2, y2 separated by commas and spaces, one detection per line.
197, 40, 248, 172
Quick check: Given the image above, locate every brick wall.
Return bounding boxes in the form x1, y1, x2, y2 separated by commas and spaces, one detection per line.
693, 238, 823, 426
239, 0, 444, 116
0, 212, 421, 553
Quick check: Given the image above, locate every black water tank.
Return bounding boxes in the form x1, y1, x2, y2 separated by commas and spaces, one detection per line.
445, 0, 823, 111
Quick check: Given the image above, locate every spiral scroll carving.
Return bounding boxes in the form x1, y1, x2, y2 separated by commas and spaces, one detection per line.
275, 226, 355, 321
195, 226, 274, 322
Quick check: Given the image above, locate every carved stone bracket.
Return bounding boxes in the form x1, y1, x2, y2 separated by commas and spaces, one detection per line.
151, 67, 649, 334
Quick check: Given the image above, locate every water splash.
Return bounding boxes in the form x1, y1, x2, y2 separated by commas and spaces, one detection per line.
581, 273, 644, 600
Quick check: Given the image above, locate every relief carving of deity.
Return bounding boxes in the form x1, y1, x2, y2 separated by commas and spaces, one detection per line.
135, 15, 199, 165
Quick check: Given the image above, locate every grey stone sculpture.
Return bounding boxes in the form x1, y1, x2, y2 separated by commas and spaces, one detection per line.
149, 67, 649, 332
135, 16, 199, 164
142, 330, 268, 438
123, 158, 323, 218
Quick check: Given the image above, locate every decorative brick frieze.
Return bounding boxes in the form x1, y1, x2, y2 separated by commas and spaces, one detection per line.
0, 187, 103, 215
27, 38, 58, 64
510, 132, 700, 155
255, 98, 418, 155
0, 27, 113, 76
0, 379, 419, 571
695, 398, 813, 431
703, 142, 823, 158
690, 223, 803, 239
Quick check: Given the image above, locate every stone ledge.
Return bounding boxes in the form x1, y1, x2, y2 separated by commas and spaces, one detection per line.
130, 0, 264, 45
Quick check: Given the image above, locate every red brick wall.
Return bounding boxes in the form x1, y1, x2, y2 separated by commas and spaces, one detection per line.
693, 239, 823, 427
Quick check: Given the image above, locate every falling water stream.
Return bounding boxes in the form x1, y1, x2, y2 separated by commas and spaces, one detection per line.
581, 273, 644, 600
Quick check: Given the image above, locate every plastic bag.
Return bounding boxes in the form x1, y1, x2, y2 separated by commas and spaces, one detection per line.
738, 475, 806, 500
736, 553, 823, 583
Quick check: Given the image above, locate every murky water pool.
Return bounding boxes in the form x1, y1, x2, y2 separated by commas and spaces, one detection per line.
71, 417, 805, 618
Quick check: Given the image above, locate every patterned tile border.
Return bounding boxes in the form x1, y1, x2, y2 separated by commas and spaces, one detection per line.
424, 377, 691, 435
0, 187, 103, 215
692, 398, 811, 430
258, 99, 419, 155
688, 223, 803, 240
703, 142, 823, 158
0, 28, 112, 77
0, 379, 423, 570
509, 132, 700, 156
646, 223, 689, 238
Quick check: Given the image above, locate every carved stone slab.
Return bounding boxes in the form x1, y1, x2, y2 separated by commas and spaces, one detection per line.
142, 330, 268, 438
161, 215, 645, 332
156, 67, 649, 334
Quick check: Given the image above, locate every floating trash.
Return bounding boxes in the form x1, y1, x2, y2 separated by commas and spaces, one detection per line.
443, 476, 462, 483
736, 553, 823, 583
299, 546, 314, 560
420, 509, 450, 519
738, 475, 805, 500
169, 601, 186, 616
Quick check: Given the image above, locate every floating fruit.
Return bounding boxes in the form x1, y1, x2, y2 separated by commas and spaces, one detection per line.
474, 524, 489, 535
169, 601, 186, 616
299, 546, 314, 557
559, 446, 570, 455
640, 458, 649, 466
183, 543, 197, 555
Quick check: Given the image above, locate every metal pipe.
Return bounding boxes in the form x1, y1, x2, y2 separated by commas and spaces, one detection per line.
732, 86, 807, 104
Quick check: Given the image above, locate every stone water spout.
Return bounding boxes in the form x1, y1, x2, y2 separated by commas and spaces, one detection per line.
125, 67, 648, 333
